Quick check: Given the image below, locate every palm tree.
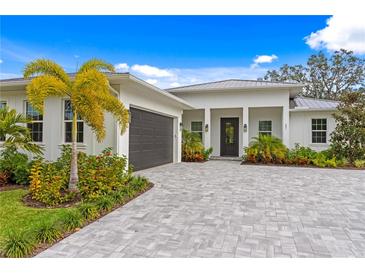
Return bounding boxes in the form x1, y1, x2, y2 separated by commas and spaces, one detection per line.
0, 106, 43, 155
23, 58, 129, 191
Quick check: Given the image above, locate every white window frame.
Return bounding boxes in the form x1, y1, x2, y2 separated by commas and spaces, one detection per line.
63, 99, 84, 144
258, 120, 272, 136
191, 121, 203, 141
24, 101, 43, 143
311, 118, 327, 144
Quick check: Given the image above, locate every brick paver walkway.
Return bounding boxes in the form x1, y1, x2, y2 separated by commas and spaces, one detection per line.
38, 161, 365, 257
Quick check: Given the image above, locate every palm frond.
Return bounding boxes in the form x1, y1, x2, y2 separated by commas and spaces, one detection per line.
0, 107, 43, 155
78, 58, 115, 73
26, 75, 70, 113
73, 69, 129, 139
23, 59, 70, 85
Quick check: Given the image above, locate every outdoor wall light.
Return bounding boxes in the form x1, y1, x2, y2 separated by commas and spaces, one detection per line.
205, 124, 209, 132
243, 123, 248, 132
179, 122, 183, 131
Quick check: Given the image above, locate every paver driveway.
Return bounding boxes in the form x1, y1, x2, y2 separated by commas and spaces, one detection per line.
38, 161, 365, 257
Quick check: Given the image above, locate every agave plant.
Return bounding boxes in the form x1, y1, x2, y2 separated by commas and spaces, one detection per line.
23, 58, 129, 190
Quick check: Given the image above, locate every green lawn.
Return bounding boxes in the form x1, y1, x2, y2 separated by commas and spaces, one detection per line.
0, 189, 75, 250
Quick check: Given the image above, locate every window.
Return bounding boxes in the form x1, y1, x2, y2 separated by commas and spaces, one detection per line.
258, 120, 272, 136
312, 118, 327, 143
0, 102, 6, 141
64, 100, 84, 143
191, 121, 203, 140
25, 101, 43, 142
0, 101, 6, 109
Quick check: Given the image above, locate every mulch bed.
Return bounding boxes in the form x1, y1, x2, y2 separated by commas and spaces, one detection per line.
241, 161, 365, 170
22, 193, 82, 209
29, 181, 154, 257
0, 184, 27, 192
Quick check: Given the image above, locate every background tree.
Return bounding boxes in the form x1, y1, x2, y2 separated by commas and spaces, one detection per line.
330, 91, 365, 163
264, 49, 365, 99
24, 59, 129, 191
0, 106, 42, 155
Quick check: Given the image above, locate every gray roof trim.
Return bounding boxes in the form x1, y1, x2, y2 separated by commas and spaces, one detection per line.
290, 96, 339, 111
167, 79, 304, 93
0, 72, 194, 110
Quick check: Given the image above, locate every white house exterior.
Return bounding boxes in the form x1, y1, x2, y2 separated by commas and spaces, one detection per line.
0, 74, 338, 170
168, 80, 338, 157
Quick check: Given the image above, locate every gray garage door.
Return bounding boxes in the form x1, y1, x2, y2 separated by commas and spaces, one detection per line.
129, 107, 174, 171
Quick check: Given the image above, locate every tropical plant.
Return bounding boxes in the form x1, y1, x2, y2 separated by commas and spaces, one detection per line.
78, 203, 100, 220
0, 148, 32, 184
23, 58, 129, 191
330, 91, 365, 163
95, 196, 115, 211
35, 222, 62, 244
245, 135, 287, 164
287, 144, 317, 165
182, 129, 211, 162
61, 211, 84, 231
0, 106, 42, 155
354, 160, 365, 168
2, 231, 34, 258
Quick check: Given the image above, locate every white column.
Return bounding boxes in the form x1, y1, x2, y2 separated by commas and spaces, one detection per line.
204, 108, 211, 149
176, 112, 182, 162
282, 105, 290, 147
118, 102, 130, 163
242, 107, 249, 148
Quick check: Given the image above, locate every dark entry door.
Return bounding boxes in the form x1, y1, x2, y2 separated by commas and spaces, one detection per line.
220, 117, 239, 156
129, 107, 173, 171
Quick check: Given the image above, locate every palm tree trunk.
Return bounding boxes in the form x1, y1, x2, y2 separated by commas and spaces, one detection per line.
69, 110, 79, 191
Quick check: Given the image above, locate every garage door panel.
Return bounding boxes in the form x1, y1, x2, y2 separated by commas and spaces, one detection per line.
129, 108, 174, 171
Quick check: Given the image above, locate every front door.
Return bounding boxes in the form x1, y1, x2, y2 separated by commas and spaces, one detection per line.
220, 117, 239, 156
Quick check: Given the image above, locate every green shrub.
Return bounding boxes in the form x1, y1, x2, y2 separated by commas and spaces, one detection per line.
61, 211, 84, 231
0, 148, 32, 185
29, 160, 74, 206
244, 135, 287, 164
28, 146, 128, 205
95, 196, 115, 211
129, 176, 149, 192
182, 129, 210, 162
202, 147, 213, 161
35, 222, 62, 244
77, 148, 128, 200
78, 203, 100, 220
2, 231, 34, 258
312, 152, 337, 168
287, 144, 317, 165
354, 160, 365, 168
111, 190, 126, 204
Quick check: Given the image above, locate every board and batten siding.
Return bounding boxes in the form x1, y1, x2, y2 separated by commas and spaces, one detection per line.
0, 90, 117, 161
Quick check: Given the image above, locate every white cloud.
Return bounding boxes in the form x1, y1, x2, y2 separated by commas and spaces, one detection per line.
253, 54, 278, 64
146, 79, 158, 85
131, 64, 174, 77
114, 63, 129, 72
0, 59, 3, 64
305, 14, 365, 54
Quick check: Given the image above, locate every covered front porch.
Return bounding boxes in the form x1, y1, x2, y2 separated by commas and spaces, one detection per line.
182, 106, 289, 157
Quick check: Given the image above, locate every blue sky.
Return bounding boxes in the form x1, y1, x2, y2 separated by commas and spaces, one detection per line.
0, 15, 345, 87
